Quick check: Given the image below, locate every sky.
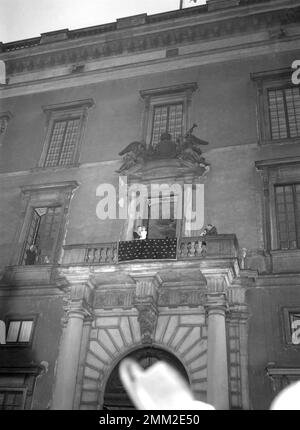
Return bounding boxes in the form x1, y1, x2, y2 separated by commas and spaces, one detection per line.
0, 0, 206, 43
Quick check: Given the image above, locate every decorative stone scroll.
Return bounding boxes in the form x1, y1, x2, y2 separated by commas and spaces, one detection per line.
132, 274, 161, 344
136, 304, 158, 344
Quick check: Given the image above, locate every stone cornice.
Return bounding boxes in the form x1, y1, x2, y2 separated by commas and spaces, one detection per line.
0, 284, 64, 298
20, 180, 79, 195
255, 155, 300, 170
0, 1, 290, 54
140, 82, 198, 99
267, 367, 300, 376
250, 66, 292, 82
0, 365, 44, 375
42, 98, 94, 112
1, 37, 299, 99
1, 3, 299, 78
0, 1, 272, 53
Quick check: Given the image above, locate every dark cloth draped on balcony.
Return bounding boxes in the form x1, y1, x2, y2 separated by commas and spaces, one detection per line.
118, 238, 177, 262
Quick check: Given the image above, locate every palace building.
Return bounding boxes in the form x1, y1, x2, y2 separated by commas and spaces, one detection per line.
0, 0, 300, 410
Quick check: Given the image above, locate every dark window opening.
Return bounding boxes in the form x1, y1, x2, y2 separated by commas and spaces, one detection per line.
22, 206, 62, 265
275, 184, 300, 250
0, 390, 25, 410
289, 312, 300, 342
134, 195, 177, 240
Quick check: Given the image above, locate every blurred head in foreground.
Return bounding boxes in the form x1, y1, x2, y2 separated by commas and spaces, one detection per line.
270, 381, 300, 410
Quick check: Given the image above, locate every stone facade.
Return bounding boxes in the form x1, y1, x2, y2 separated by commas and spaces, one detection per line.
0, 0, 300, 410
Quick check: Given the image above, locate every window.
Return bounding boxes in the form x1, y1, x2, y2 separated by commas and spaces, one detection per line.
44, 118, 81, 167
141, 194, 178, 239
0, 389, 26, 410
140, 83, 197, 147
127, 185, 182, 242
21, 206, 62, 265
6, 319, 34, 344
255, 157, 300, 256
275, 184, 300, 250
251, 68, 300, 144
151, 103, 183, 148
290, 312, 300, 345
40, 99, 94, 168
12, 181, 78, 267
282, 308, 300, 346
268, 87, 300, 140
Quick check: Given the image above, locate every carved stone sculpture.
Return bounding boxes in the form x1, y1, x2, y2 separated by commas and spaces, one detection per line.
137, 305, 158, 344
116, 141, 146, 173
116, 123, 210, 174
176, 124, 210, 170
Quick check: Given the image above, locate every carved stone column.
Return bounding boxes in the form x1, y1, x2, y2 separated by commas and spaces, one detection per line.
206, 292, 229, 410
131, 273, 161, 344
52, 277, 93, 410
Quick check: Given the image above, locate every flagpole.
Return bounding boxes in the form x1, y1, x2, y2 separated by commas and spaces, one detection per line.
179, 0, 184, 9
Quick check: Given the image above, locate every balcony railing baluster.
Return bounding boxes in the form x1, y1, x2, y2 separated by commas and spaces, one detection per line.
62, 234, 238, 265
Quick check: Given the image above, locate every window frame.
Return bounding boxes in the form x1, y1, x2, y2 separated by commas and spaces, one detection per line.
255, 157, 300, 252
150, 101, 184, 148
282, 307, 300, 347
3, 314, 38, 348
39, 99, 94, 169
122, 182, 184, 242
20, 204, 63, 265
274, 183, 300, 250
44, 116, 82, 167
10, 181, 78, 266
0, 388, 27, 410
136, 193, 182, 240
251, 68, 300, 145
140, 83, 198, 148
267, 85, 300, 141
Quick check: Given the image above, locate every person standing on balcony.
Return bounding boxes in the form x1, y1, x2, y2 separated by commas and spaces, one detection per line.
24, 244, 38, 265
140, 226, 147, 240
133, 226, 142, 240
200, 224, 218, 237
206, 224, 218, 236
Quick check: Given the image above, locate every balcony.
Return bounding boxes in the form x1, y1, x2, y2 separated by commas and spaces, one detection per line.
62, 234, 238, 265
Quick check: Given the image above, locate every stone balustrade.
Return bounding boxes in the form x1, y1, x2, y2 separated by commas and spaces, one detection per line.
61, 234, 238, 265
62, 242, 118, 265
178, 234, 238, 259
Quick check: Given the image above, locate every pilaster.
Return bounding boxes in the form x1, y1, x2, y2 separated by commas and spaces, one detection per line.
205, 291, 229, 410
52, 270, 94, 410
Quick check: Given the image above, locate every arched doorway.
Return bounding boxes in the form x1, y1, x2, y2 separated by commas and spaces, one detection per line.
103, 347, 189, 410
